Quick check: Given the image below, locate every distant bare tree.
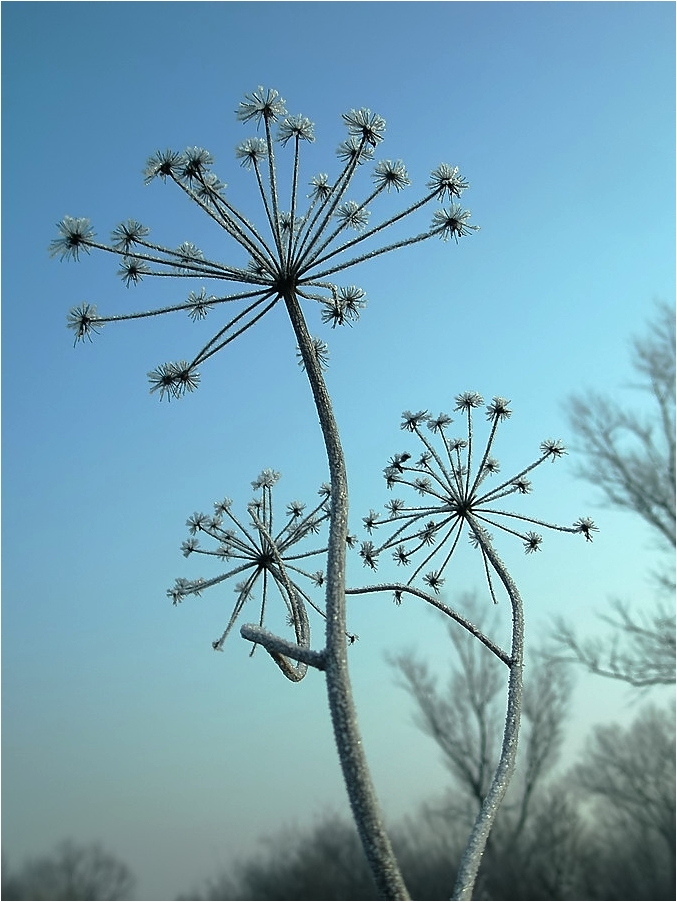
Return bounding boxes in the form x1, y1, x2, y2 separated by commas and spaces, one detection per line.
573, 704, 676, 900
553, 597, 675, 687
182, 706, 675, 901
510, 651, 572, 838
390, 617, 503, 818
179, 815, 378, 901
1, 841, 134, 901
568, 301, 675, 548
467, 785, 593, 901
575, 704, 675, 854
392, 598, 571, 833
553, 301, 675, 686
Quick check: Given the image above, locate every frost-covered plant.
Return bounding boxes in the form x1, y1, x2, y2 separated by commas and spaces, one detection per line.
359, 395, 595, 593
170, 472, 357, 680
52, 87, 476, 399
348, 395, 594, 898
51, 86, 592, 901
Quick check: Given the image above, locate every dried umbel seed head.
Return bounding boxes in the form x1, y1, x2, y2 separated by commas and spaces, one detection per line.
362, 392, 596, 603
53, 88, 477, 397
169, 472, 356, 667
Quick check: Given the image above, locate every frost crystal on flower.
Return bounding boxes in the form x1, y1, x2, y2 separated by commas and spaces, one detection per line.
278, 115, 315, 146
486, 397, 512, 421
363, 510, 381, 533
175, 242, 204, 272
423, 571, 445, 593
336, 200, 370, 231
297, 337, 330, 372
53, 87, 477, 397
427, 164, 470, 201
143, 149, 182, 184
540, 438, 567, 460
342, 108, 386, 146
363, 392, 596, 602
186, 288, 215, 321
455, 391, 484, 411
359, 541, 378, 570
235, 137, 268, 169
432, 206, 480, 243
236, 86, 287, 125
251, 468, 281, 489
320, 286, 367, 328
574, 517, 599, 541
118, 257, 150, 287
147, 361, 200, 401
401, 410, 428, 431
182, 537, 200, 557
49, 216, 95, 261
336, 136, 375, 165
193, 172, 227, 204
67, 303, 103, 345
180, 147, 214, 182
373, 160, 410, 193
523, 532, 543, 553
111, 220, 151, 253
308, 173, 333, 202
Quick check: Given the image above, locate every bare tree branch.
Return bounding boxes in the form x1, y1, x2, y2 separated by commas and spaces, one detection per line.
574, 704, 676, 855
554, 301, 676, 686
567, 300, 675, 549
552, 599, 675, 687
390, 595, 572, 852
390, 629, 503, 809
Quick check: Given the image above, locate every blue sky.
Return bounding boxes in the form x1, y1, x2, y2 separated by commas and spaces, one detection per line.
2, 2, 674, 898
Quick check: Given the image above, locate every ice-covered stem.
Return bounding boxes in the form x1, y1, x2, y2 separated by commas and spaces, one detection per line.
345, 583, 511, 666
239, 624, 327, 674
452, 516, 525, 901
284, 288, 409, 900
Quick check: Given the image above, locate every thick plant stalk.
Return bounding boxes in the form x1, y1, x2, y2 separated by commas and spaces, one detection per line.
284, 289, 410, 901
452, 519, 525, 900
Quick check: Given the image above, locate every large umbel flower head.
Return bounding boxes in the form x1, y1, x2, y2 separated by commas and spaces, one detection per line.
360, 392, 597, 603
51, 87, 477, 399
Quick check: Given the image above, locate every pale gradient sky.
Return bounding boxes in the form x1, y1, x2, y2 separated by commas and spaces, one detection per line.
2, 2, 675, 899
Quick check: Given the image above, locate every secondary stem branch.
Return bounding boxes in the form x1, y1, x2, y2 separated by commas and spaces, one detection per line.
452, 519, 525, 900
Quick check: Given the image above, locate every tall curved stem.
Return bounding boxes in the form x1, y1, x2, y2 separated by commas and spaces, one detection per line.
284, 289, 409, 900
452, 520, 525, 900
